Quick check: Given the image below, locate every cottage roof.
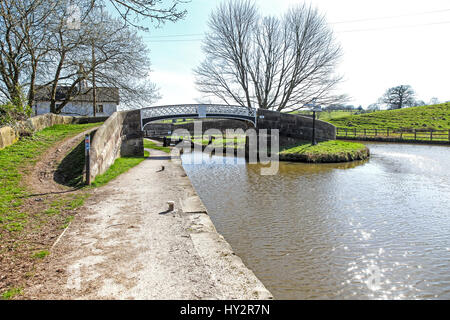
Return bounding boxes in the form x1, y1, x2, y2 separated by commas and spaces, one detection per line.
34, 85, 120, 104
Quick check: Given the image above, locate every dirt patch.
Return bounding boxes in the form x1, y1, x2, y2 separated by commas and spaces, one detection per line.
24, 129, 96, 194
0, 128, 97, 298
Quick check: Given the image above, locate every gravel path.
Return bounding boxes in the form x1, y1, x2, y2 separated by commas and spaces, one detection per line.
24, 144, 272, 300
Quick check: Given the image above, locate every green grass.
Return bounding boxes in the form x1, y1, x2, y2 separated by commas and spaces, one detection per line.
318, 111, 356, 121
0, 123, 152, 299
1, 287, 22, 300
0, 122, 102, 233
328, 103, 450, 130
33, 250, 50, 259
291, 110, 355, 121
280, 140, 366, 155
189, 135, 246, 149
90, 150, 149, 188
143, 139, 171, 153
279, 140, 369, 163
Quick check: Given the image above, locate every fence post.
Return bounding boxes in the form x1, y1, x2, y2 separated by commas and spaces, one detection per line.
85, 134, 91, 186
400, 130, 403, 139
414, 129, 417, 141
430, 130, 433, 141
354, 128, 356, 137
387, 128, 389, 137
375, 129, 377, 137
364, 128, 366, 136
345, 128, 348, 137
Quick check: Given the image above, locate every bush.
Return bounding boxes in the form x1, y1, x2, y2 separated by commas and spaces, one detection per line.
0, 101, 32, 127
0, 87, 33, 127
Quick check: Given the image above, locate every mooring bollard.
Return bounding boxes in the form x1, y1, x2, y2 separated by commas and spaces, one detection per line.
167, 201, 175, 212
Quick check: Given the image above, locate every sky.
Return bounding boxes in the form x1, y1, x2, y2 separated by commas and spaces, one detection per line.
137, 0, 450, 108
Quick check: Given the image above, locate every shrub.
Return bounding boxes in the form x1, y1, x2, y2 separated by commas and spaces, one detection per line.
0, 87, 33, 127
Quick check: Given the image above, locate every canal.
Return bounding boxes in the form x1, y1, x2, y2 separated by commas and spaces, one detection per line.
181, 142, 450, 299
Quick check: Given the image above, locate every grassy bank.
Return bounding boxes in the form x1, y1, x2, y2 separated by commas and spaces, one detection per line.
279, 140, 370, 163
291, 110, 355, 121
143, 139, 171, 153
329, 103, 450, 130
0, 123, 101, 233
0, 123, 157, 299
0, 122, 103, 299
90, 150, 149, 188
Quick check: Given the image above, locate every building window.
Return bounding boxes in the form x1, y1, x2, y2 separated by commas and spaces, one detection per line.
96, 104, 104, 113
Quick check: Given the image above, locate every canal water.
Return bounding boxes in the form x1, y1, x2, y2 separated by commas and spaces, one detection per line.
181, 143, 450, 300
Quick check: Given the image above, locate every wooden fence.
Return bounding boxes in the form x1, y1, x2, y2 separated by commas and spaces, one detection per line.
336, 128, 450, 144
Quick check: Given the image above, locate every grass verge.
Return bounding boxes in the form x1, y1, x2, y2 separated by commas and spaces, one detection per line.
0, 123, 101, 232
1, 127, 156, 299
90, 150, 150, 188
0, 122, 102, 299
143, 139, 171, 153
279, 140, 370, 163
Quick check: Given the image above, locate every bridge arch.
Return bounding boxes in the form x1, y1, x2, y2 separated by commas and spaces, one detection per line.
140, 104, 257, 129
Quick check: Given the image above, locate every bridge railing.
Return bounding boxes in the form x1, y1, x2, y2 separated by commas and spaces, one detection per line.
141, 104, 257, 126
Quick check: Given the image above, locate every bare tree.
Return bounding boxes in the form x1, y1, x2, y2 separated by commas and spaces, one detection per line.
1, 0, 184, 112
100, 0, 187, 29
0, 0, 52, 105
367, 103, 380, 112
39, 5, 159, 113
429, 97, 440, 105
380, 85, 416, 109
194, 0, 346, 111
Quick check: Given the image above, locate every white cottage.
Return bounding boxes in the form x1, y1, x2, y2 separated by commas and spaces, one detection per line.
33, 83, 120, 117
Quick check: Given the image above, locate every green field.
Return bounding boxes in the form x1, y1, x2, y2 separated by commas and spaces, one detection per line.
328, 103, 450, 130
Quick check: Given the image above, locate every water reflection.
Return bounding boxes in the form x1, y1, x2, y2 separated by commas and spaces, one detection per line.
181, 143, 450, 299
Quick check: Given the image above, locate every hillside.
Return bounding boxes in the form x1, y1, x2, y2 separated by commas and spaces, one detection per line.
329, 103, 450, 130
292, 110, 355, 121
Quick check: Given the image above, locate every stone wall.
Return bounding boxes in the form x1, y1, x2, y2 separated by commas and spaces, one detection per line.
89, 110, 143, 182
0, 113, 107, 150
0, 126, 18, 149
256, 109, 336, 142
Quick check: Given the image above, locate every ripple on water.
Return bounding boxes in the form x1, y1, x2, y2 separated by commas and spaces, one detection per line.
181, 143, 450, 299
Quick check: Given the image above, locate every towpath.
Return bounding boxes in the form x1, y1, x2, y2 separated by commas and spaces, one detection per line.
24, 143, 272, 300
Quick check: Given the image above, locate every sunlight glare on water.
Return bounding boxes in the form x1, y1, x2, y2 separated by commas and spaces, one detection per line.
181, 143, 450, 299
